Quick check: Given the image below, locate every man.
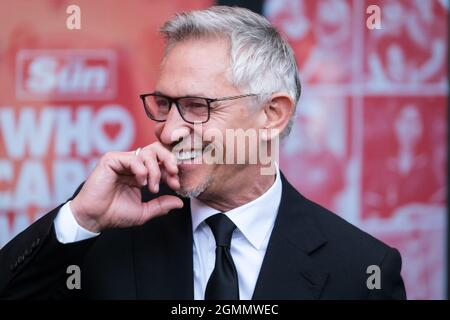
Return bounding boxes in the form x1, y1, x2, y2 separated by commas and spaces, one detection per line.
0, 6, 406, 300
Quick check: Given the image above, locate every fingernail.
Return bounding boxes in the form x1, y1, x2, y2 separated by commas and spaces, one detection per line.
142, 178, 147, 186
154, 184, 159, 193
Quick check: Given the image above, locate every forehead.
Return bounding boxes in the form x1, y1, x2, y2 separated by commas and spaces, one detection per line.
156, 38, 236, 97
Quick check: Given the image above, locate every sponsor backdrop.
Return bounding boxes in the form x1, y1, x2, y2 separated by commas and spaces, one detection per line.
0, 0, 447, 299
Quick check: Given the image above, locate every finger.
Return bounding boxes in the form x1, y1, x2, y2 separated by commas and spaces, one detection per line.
129, 156, 149, 186
102, 152, 147, 186
161, 170, 180, 190
141, 195, 184, 222
140, 149, 161, 193
151, 143, 179, 175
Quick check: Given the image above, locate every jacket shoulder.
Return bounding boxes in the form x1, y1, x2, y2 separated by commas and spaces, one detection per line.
302, 194, 392, 260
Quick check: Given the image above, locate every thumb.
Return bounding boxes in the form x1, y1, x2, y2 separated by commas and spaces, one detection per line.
141, 195, 184, 222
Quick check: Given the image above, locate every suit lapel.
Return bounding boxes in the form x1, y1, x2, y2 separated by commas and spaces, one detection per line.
133, 196, 194, 299
252, 174, 329, 300
133, 174, 329, 300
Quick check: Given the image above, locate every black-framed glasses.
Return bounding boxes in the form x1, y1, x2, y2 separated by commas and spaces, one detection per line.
140, 92, 257, 124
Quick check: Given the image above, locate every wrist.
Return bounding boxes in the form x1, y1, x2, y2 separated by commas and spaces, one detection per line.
70, 199, 102, 233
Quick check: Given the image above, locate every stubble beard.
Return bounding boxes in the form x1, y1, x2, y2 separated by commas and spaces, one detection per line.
175, 174, 214, 199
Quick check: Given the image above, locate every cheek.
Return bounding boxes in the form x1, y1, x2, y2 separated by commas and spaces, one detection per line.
153, 124, 164, 139
235, 106, 257, 127
202, 108, 255, 146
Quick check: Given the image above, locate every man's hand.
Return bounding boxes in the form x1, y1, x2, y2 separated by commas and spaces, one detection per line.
70, 142, 183, 233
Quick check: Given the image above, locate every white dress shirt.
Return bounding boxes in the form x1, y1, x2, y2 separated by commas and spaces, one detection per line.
191, 167, 281, 299
54, 166, 282, 300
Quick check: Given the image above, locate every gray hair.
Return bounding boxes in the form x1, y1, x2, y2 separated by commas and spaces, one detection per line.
160, 6, 301, 138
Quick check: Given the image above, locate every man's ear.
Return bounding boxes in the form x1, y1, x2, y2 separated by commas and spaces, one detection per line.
261, 93, 295, 141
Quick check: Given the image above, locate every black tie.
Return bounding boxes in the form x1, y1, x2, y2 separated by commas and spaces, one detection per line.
204, 213, 239, 300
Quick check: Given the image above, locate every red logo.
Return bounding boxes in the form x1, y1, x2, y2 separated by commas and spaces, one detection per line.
16, 50, 117, 100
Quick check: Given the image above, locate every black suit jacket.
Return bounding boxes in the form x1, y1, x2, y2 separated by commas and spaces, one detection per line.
0, 173, 406, 299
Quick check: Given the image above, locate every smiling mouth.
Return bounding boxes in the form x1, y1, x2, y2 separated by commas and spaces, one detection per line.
173, 143, 213, 161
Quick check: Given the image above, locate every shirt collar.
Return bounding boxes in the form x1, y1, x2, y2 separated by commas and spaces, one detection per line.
190, 164, 282, 250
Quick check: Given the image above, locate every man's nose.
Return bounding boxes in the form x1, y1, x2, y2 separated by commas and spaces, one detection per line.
159, 103, 191, 145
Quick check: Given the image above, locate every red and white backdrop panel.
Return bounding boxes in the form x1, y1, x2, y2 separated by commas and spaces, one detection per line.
266, 0, 448, 299
0, 0, 447, 299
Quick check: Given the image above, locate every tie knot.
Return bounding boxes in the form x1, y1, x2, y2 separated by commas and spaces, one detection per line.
205, 213, 236, 247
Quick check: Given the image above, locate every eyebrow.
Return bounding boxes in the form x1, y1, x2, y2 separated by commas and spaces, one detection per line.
154, 90, 209, 99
